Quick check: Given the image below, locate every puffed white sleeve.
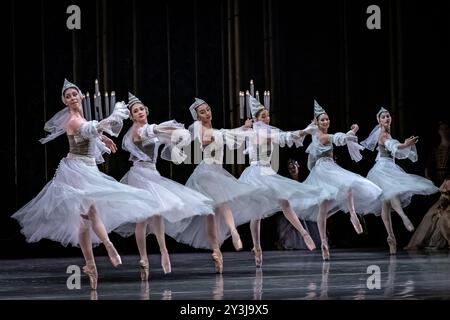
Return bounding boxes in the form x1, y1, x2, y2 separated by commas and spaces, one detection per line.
385, 138, 418, 162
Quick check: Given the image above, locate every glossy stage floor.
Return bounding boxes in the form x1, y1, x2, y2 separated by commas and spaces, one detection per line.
1, 249, 450, 300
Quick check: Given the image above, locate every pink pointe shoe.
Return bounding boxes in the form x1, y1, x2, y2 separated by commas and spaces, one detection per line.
104, 240, 122, 267
160, 249, 171, 275
231, 229, 243, 251
350, 214, 363, 234
251, 247, 263, 268
401, 216, 415, 232
139, 259, 149, 281
83, 264, 98, 290
321, 243, 330, 261
301, 231, 316, 251
387, 236, 397, 255
212, 248, 223, 274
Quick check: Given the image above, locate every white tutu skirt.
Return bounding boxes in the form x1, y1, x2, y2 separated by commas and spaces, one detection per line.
115, 162, 213, 237
165, 161, 276, 249
367, 158, 439, 213
303, 157, 383, 220
11, 154, 167, 247
239, 164, 327, 217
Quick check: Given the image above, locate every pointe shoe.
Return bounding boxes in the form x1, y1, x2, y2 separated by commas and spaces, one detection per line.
160, 250, 171, 275
83, 264, 98, 290
104, 240, 122, 267
350, 214, 363, 234
301, 232, 316, 251
230, 229, 243, 251
211, 248, 223, 274
251, 247, 263, 268
401, 216, 415, 232
139, 260, 149, 281
387, 236, 397, 255
321, 243, 330, 261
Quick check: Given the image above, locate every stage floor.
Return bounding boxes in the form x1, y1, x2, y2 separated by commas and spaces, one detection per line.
1, 249, 449, 300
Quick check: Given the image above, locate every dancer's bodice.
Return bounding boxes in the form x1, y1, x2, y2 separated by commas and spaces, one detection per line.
133, 140, 159, 164
68, 134, 95, 157
379, 144, 393, 158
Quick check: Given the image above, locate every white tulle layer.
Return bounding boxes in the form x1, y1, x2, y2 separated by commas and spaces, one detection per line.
303, 157, 383, 220
367, 158, 439, 213
165, 161, 276, 249
239, 164, 327, 217
114, 162, 214, 237
11, 155, 167, 247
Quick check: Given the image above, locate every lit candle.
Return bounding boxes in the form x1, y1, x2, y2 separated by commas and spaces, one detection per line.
246, 90, 251, 119
94, 93, 99, 121
110, 91, 116, 114
98, 91, 103, 120
256, 90, 260, 102
104, 92, 110, 117
94, 79, 99, 96
86, 92, 92, 121
94, 79, 100, 120
266, 91, 270, 114
250, 79, 254, 97
264, 91, 268, 110
239, 91, 245, 120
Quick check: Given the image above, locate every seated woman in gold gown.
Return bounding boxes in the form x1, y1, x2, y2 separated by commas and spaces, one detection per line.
406, 176, 450, 250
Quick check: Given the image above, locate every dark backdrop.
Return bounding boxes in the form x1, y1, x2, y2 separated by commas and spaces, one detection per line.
2, 0, 449, 259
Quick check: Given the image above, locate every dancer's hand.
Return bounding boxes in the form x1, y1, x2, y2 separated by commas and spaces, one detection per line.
244, 118, 253, 129
404, 136, 418, 146
102, 135, 117, 153
351, 124, 359, 134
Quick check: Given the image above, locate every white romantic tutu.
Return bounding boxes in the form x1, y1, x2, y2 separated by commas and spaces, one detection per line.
11, 154, 168, 247
239, 163, 327, 217
164, 161, 276, 249
114, 162, 213, 237
367, 158, 439, 213
303, 157, 383, 220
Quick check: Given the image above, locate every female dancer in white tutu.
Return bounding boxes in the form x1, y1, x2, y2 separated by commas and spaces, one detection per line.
116, 93, 214, 280
165, 98, 275, 273
239, 95, 324, 267
11, 80, 167, 290
361, 107, 439, 254
302, 100, 383, 260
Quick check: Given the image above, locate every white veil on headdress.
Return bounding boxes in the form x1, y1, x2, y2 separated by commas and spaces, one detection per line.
360, 107, 388, 151
39, 79, 81, 144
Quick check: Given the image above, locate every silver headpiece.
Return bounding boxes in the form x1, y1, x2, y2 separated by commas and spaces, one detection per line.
249, 95, 266, 119
127, 92, 143, 110
376, 107, 389, 121
189, 98, 207, 120
61, 78, 81, 97
314, 100, 326, 119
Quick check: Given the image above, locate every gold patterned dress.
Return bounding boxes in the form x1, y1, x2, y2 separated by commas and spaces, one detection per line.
406, 190, 450, 250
